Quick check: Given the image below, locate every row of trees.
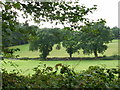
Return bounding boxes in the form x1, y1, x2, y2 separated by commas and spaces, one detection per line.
3, 23, 119, 48
29, 20, 113, 59
1, 1, 119, 59
2, 24, 40, 47
1, 1, 98, 50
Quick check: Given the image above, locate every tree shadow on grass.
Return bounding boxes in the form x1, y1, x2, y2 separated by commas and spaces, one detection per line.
3, 55, 119, 61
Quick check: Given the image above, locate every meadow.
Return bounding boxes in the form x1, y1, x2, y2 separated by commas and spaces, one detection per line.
2, 59, 118, 75
2, 39, 119, 75
10, 39, 118, 58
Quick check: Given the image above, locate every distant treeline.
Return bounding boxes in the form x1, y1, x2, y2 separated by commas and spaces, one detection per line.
111, 26, 120, 39
2, 24, 38, 47
2, 22, 120, 58
3, 24, 120, 48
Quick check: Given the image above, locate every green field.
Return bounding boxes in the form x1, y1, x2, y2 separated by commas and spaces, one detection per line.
2, 40, 119, 75
2, 59, 118, 75
11, 39, 118, 58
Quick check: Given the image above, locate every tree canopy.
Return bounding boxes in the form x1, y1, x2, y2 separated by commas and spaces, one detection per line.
29, 28, 62, 59
111, 27, 120, 39
1, 1, 98, 57
62, 30, 80, 58
80, 20, 113, 57
1, 1, 115, 59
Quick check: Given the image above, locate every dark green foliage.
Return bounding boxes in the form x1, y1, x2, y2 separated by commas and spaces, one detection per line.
2, 2, 23, 47
1, 1, 103, 59
75, 66, 120, 88
21, 1, 97, 30
2, 62, 120, 89
111, 27, 120, 39
1, 2, 37, 55
2, 24, 29, 47
62, 30, 80, 58
1, 2, 40, 48
2, 23, 37, 58
101, 55, 120, 60
2, 70, 27, 88
2, 48, 20, 58
29, 28, 63, 59
80, 20, 113, 57
1, 1, 115, 59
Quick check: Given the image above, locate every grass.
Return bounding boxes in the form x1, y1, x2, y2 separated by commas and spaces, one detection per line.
2, 59, 118, 75
11, 39, 119, 58
2, 39, 118, 75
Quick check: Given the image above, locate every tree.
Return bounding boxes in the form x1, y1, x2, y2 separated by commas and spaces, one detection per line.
1, 1, 97, 44
1, 2, 30, 58
21, 1, 97, 30
80, 20, 113, 57
1, 1, 97, 41
62, 30, 80, 58
29, 28, 62, 59
111, 27, 120, 39
2, 23, 31, 47
2, 2, 22, 47
1, 1, 98, 58
21, 1, 97, 58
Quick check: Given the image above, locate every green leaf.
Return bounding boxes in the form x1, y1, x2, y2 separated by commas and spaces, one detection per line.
13, 3, 21, 9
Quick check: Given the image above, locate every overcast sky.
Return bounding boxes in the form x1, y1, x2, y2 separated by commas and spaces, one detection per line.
78, 0, 119, 28
18, 0, 119, 28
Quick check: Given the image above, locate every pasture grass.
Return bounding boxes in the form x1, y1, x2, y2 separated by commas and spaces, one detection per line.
2, 39, 118, 75
2, 59, 118, 75
10, 40, 118, 58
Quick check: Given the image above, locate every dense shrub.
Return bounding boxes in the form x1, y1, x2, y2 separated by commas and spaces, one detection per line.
2, 63, 120, 89
75, 66, 120, 88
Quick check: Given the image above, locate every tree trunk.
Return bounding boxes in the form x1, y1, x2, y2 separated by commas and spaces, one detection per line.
70, 53, 72, 58
94, 50, 98, 58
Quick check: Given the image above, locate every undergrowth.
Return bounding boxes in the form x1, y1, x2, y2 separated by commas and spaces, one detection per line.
2, 61, 120, 89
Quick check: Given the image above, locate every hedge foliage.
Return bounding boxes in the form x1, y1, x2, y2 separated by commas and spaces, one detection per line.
2, 62, 120, 89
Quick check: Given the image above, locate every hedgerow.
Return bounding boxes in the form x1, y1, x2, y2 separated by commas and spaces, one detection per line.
2, 62, 120, 89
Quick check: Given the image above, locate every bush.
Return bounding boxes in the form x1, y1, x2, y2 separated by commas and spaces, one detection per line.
2, 63, 120, 89
75, 66, 120, 88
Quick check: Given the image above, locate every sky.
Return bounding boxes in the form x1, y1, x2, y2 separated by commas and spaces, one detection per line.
78, 0, 119, 28
18, 0, 119, 28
